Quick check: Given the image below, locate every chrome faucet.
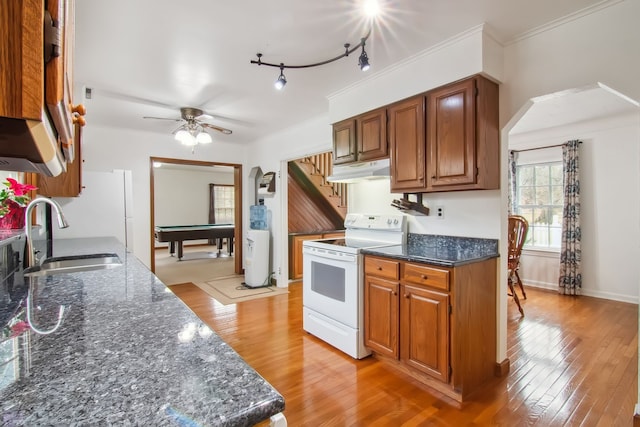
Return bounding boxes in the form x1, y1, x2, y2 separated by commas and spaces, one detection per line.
24, 197, 69, 267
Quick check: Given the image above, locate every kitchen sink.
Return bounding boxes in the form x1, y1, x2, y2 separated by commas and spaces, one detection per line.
24, 253, 122, 277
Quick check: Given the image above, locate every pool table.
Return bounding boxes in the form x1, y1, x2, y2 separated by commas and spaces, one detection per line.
154, 224, 234, 260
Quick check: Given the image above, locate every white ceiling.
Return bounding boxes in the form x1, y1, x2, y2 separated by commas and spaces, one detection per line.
75, 0, 617, 145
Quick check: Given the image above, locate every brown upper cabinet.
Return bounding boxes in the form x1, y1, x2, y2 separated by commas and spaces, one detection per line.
38, 0, 85, 197
426, 75, 499, 191
332, 107, 388, 165
386, 75, 499, 193
332, 118, 357, 164
388, 96, 426, 191
0, 0, 85, 193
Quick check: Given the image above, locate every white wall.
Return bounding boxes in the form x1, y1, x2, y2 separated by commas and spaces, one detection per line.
349, 179, 501, 238
154, 167, 233, 227
500, 0, 640, 123
512, 113, 640, 303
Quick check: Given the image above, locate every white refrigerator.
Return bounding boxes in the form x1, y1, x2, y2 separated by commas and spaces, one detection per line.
52, 169, 134, 250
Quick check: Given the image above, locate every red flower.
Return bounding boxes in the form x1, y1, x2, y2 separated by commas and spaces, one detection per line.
10, 321, 30, 337
6, 178, 37, 196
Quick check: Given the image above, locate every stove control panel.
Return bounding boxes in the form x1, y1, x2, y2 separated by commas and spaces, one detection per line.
344, 213, 406, 232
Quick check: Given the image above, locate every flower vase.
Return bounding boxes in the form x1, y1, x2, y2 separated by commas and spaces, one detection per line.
0, 203, 26, 230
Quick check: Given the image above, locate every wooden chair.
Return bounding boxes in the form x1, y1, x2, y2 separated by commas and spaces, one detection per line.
507, 215, 529, 316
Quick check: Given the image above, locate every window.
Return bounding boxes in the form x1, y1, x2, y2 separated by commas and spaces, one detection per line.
515, 162, 563, 250
210, 184, 235, 224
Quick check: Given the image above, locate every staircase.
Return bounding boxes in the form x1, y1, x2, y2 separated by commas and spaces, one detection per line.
289, 152, 347, 229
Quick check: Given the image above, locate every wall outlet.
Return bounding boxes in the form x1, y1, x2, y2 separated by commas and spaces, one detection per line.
436, 206, 444, 219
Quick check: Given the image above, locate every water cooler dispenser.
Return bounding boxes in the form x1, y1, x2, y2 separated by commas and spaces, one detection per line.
245, 205, 269, 287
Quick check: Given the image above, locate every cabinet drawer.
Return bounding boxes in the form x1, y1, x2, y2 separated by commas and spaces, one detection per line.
365, 257, 400, 280
403, 263, 449, 291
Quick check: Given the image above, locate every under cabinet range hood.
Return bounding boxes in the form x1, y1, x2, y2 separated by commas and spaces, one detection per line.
327, 158, 391, 183
0, 116, 66, 177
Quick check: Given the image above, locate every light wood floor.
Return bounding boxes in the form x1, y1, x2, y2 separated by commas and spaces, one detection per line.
169, 282, 638, 426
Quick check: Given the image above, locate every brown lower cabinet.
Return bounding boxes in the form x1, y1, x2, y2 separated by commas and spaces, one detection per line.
289, 231, 345, 280
364, 254, 497, 402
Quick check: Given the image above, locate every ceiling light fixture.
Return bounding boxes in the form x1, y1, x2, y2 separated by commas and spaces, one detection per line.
174, 124, 213, 152
251, 27, 372, 90
274, 64, 287, 90
358, 40, 370, 71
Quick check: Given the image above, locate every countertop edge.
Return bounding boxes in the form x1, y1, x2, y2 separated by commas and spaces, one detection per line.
361, 248, 499, 267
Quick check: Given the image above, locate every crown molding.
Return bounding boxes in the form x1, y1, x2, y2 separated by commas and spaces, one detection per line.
505, 0, 625, 45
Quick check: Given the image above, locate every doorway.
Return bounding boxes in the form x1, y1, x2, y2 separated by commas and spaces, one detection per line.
149, 157, 243, 276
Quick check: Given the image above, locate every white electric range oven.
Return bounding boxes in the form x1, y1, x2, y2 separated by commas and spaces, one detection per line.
302, 213, 407, 359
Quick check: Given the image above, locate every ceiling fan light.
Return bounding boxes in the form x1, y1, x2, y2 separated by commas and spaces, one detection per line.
175, 129, 190, 142
196, 131, 212, 144
175, 130, 196, 146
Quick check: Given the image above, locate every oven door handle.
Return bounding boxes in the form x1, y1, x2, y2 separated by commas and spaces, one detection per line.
303, 247, 357, 263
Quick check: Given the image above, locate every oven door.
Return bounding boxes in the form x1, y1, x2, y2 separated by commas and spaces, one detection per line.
302, 245, 359, 328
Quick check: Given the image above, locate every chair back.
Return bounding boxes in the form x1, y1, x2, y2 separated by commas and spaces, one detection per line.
507, 215, 529, 270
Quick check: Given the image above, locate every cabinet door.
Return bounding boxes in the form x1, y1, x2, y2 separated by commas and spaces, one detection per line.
427, 78, 476, 189
389, 96, 425, 192
0, 0, 44, 120
364, 276, 399, 358
45, 0, 76, 162
357, 108, 387, 161
401, 284, 450, 382
332, 119, 357, 165
289, 234, 322, 280
37, 124, 82, 197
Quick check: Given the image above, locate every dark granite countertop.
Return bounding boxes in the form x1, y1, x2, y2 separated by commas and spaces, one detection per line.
361, 234, 499, 267
0, 237, 284, 426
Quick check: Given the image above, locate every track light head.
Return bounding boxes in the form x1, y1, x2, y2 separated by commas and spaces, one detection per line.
275, 65, 287, 90
358, 41, 370, 71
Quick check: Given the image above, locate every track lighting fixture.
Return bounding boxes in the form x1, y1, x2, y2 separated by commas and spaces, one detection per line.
274, 64, 287, 90
358, 39, 370, 71
251, 28, 372, 90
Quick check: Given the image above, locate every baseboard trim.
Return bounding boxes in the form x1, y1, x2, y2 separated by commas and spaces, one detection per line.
522, 282, 638, 305
495, 358, 510, 377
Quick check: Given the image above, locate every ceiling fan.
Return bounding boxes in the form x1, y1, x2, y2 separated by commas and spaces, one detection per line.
143, 107, 233, 147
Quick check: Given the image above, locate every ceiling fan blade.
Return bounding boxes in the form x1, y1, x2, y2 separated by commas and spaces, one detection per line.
200, 122, 233, 135
195, 113, 214, 121
143, 116, 182, 122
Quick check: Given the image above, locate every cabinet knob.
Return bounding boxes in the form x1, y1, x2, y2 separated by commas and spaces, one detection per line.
420, 274, 427, 280
72, 104, 87, 115
404, 293, 410, 298
377, 266, 382, 270
392, 291, 397, 296
73, 115, 86, 127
